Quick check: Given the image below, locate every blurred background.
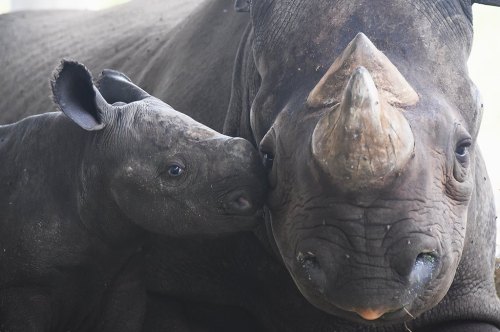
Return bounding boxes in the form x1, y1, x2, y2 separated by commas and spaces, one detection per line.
0, 1, 499, 255
0, 0, 127, 11
468, 6, 500, 257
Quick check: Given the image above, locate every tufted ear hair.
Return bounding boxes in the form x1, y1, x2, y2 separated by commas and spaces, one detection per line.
96, 69, 150, 105
51, 59, 108, 131
235, 0, 250, 12
473, 0, 500, 5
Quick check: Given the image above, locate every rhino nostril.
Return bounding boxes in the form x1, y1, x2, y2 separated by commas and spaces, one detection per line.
415, 252, 438, 266
296, 251, 328, 289
234, 196, 251, 210
224, 192, 254, 216
410, 251, 439, 285
297, 251, 321, 272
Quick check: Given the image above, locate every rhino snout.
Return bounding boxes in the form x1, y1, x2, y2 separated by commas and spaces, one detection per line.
218, 137, 266, 217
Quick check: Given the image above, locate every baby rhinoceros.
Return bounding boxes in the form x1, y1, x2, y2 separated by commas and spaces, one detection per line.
0, 60, 266, 331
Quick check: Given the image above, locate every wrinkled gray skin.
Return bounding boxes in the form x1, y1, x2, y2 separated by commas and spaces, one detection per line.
0, 0, 499, 331
0, 60, 265, 331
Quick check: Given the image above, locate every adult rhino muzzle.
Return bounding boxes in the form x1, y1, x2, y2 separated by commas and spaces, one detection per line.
310, 33, 418, 195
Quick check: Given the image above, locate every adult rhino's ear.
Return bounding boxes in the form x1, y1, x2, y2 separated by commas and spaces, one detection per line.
473, 0, 500, 5
51, 60, 107, 131
235, 0, 250, 12
96, 69, 150, 105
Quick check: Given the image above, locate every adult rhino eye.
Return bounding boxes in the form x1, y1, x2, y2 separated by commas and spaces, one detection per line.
167, 164, 185, 177
262, 152, 274, 169
455, 139, 471, 164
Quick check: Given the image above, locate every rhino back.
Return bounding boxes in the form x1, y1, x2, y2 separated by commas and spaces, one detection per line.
0, 0, 245, 130
0, 115, 89, 283
0, 0, 191, 122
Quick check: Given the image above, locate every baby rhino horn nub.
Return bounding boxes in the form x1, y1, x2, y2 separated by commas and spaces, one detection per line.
311, 67, 415, 193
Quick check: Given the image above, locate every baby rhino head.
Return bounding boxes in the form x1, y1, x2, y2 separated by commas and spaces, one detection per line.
51, 60, 266, 237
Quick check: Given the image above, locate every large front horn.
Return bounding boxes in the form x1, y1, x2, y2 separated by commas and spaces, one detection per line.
310, 33, 417, 192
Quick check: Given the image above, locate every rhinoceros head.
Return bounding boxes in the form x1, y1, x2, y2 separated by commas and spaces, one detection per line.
229, 0, 492, 324
51, 60, 265, 237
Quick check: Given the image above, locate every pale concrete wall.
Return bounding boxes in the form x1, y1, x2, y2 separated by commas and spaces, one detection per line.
8, 0, 128, 11
469, 5, 500, 257
11, 0, 67, 11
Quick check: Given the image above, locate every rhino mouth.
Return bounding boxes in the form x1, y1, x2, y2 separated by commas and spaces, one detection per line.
344, 306, 417, 324
290, 272, 428, 325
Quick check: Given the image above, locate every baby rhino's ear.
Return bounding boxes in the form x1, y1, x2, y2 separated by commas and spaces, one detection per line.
51, 60, 108, 131
96, 69, 150, 105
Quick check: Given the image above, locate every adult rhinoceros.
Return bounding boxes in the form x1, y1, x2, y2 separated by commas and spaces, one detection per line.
0, 0, 499, 331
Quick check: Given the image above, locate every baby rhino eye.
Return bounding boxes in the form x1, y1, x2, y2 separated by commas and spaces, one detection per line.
167, 164, 184, 177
